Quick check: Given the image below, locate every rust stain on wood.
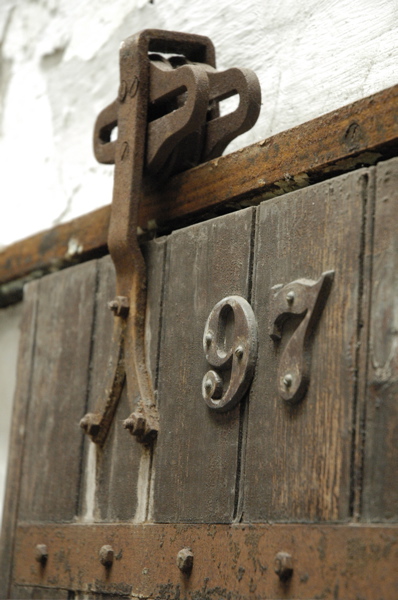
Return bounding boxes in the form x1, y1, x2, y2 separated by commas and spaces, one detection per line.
1, 84, 398, 291
13, 522, 398, 599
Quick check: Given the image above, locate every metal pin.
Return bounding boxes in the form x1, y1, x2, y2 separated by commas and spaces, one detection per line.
177, 548, 194, 574
35, 544, 48, 565
286, 291, 295, 304
204, 379, 212, 392
235, 346, 244, 359
205, 333, 212, 345
283, 374, 293, 387
99, 545, 114, 567
274, 551, 293, 580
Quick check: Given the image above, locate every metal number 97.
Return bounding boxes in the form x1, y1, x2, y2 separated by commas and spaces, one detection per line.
202, 296, 258, 412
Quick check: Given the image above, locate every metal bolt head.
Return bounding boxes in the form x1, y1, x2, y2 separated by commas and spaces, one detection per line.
204, 378, 212, 392
205, 332, 212, 346
79, 412, 101, 438
177, 547, 194, 574
286, 290, 295, 304
283, 373, 293, 388
108, 296, 129, 318
99, 545, 114, 567
274, 551, 293, 581
35, 544, 48, 565
235, 346, 244, 359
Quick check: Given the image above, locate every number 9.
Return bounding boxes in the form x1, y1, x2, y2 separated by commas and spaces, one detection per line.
202, 296, 258, 412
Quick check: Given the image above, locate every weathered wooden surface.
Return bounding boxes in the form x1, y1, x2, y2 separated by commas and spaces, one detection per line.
153, 209, 255, 523
78, 256, 142, 522
10, 586, 69, 599
18, 262, 97, 522
0, 285, 39, 600
2, 84, 398, 293
79, 243, 166, 522
13, 522, 398, 600
243, 170, 373, 522
362, 158, 398, 521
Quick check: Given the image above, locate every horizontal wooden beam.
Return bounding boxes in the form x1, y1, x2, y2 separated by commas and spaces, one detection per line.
2, 83, 398, 293
14, 522, 398, 598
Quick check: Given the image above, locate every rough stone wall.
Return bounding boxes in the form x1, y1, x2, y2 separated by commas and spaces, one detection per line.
1, 0, 398, 522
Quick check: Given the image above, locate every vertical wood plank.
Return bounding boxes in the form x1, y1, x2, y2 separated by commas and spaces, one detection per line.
244, 170, 371, 522
362, 157, 398, 521
0, 284, 39, 600
153, 209, 255, 523
81, 241, 166, 522
18, 262, 97, 522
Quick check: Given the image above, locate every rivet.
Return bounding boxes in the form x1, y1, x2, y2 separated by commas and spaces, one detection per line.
118, 80, 127, 102
283, 374, 293, 388
235, 346, 244, 359
35, 544, 48, 565
286, 291, 295, 304
108, 296, 129, 318
177, 547, 194, 574
204, 379, 212, 392
274, 551, 293, 581
99, 544, 114, 567
205, 332, 212, 345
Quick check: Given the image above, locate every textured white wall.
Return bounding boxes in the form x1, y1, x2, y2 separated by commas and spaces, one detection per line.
0, 0, 398, 246
1, 0, 398, 524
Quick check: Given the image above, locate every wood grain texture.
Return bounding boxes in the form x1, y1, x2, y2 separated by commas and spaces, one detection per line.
18, 262, 97, 522
0, 284, 39, 600
1, 85, 398, 292
77, 255, 144, 522
79, 241, 166, 522
153, 209, 254, 523
362, 157, 398, 521
243, 170, 372, 522
10, 586, 70, 599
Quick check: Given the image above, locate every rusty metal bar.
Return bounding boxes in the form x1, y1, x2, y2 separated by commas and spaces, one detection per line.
13, 522, 398, 599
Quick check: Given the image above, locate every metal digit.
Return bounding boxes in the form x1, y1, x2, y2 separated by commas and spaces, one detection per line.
202, 296, 258, 411
269, 270, 334, 404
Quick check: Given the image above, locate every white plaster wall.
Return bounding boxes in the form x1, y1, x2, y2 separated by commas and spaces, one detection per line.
0, 0, 398, 525
0, 302, 21, 525
1, 0, 398, 247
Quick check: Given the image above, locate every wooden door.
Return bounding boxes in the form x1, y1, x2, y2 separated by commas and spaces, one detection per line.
1, 160, 398, 599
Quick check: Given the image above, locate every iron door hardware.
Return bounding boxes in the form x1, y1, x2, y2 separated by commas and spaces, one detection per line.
269, 271, 335, 404
202, 296, 258, 411
80, 29, 261, 445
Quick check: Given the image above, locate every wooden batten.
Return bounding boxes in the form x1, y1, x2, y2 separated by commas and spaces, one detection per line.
1, 83, 398, 299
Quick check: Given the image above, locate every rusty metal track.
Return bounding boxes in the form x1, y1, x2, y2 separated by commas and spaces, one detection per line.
2, 84, 398, 296
13, 522, 398, 598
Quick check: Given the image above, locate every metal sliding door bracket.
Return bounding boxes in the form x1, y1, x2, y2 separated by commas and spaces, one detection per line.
80, 29, 261, 445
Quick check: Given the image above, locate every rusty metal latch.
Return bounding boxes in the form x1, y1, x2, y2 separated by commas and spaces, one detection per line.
80, 29, 261, 445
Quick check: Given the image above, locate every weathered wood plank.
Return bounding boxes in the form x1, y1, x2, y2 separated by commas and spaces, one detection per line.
79, 241, 166, 522
362, 157, 398, 521
10, 586, 70, 599
2, 84, 398, 292
153, 209, 254, 523
0, 283, 39, 599
18, 262, 97, 522
244, 170, 372, 522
